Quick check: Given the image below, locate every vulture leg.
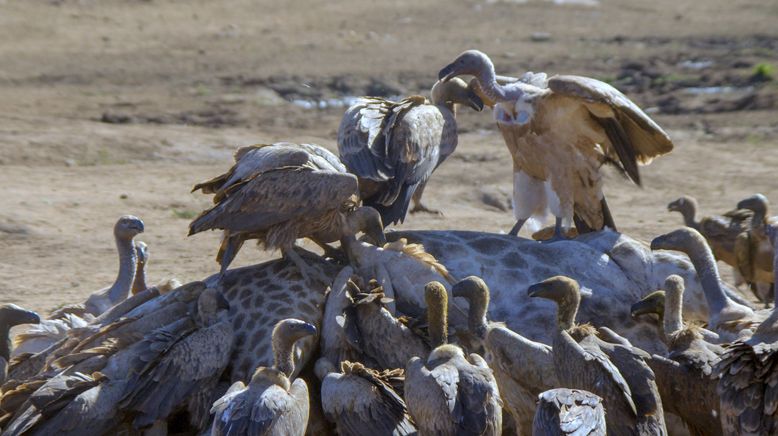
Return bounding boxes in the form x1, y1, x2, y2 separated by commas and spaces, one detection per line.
508, 218, 527, 236
283, 246, 331, 287
217, 234, 244, 280
543, 217, 568, 243
313, 239, 347, 263
409, 183, 443, 216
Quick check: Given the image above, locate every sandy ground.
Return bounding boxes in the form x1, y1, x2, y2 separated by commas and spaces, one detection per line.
1, 0, 777, 314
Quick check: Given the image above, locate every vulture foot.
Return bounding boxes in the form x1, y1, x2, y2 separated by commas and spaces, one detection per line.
410, 203, 444, 216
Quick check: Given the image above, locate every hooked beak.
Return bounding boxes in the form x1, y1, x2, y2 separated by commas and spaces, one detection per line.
131, 221, 145, 233
438, 63, 457, 82
527, 282, 548, 299
667, 203, 678, 212
630, 297, 660, 319
649, 236, 666, 251
298, 322, 318, 337
23, 310, 41, 325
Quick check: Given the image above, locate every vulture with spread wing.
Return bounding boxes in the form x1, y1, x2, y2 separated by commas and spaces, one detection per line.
438, 50, 673, 239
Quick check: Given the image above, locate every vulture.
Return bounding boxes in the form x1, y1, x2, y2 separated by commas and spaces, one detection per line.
667, 195, 753, 271
451, 276, 556, 435
189, 142, 386, 284
404, 281, 502, 436
131, 240, 149, 295
643, 276, 724, 435
316, 358, 416, 436
338, 78, 483, 225
734, 194, 775, 301
651, 227, 764, 340
438, 49, 673, 239
528, 276, 667, 435
532, 388, 606, 436
631, 289, 720, 344
12, 216, 144, 357
0, 305, 40, 384
210, 318, 317, 436
715, 238, 778, 436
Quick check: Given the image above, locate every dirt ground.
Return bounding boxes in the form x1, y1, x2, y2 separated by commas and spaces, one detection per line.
0, 0, 777, 314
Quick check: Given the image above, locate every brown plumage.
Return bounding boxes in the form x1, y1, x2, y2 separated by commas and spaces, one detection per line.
338, 79, 483, 225
452, 276, 556, 435
733, 194, 775, 299
190, 142, 386, 284
715, 224, 778, 435
404, 282, 503, 436
528, 276, 667, 435
668, 195, 753, 268
439, 50, 673, 238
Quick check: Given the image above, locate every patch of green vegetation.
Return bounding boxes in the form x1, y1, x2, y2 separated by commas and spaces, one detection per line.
752, 63, 774, 82
653, 73, 697, 86
172, 209, 198, 220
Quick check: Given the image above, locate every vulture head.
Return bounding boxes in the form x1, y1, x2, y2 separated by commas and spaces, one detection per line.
346, 206, 387, 247
430, 78, 484, 112
0, 304, 40, 329
737, 193, 769, 219
451, 276, 489, 340
272, 318, 318, 377
650, 227, 706, 254
630, 290, 665, 320
114, 215, 145, 240
667, 196, 697, 218
528, 275, 582, 330
438, 49, 493, 82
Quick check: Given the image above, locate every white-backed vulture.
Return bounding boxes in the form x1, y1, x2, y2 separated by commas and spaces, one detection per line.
404, 281, 502, 436
651, 227, 765, 340
668, 196, 753, 290
337, 78, 483, 224
631, 276, 723, 435
210, 319, 317, 436
13, 216, 144, 357
528, 276, 667, 435
532, 388, 606, 436
119, 287, 233, 431
452, 276, 556, 435
438, 50, 673, 238
714, 224, 778, 435
0, 306, 40, 385
189, 142, 386, 284
316, 358, 416, 436
734, 194, 775, 300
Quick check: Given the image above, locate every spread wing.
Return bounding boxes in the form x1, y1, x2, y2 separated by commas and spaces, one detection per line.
548, 75, 674, 185
189, 167, 359, 235
120, 321, 233, 427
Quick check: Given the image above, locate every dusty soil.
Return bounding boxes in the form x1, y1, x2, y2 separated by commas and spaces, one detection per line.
1, 0, 777, 314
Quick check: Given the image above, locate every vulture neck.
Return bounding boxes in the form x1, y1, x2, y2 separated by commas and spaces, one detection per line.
0, 321, 11, 363
428, 301, 448, 348
683, 238, 730, 317
464, 293, 489, 341
273, 335, 298, 378
108, 237, 138, 305
681, 204, 699, 229
132, 257, 147, 294
664, 290, 684, 335
557, 297, 579, 332
476, 64, 511, 103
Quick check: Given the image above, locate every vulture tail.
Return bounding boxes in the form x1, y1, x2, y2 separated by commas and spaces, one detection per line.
573, 197, 617, 234
370, 183, 418, 226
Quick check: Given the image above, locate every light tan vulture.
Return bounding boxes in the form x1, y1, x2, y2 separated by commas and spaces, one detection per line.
189, 142, 386, 284
337, 78, 483, 225
210, 319, 317, 436
404, 282, 502, 436
438, 50, 674, 239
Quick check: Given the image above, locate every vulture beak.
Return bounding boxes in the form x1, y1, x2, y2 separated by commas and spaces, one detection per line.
466, 88, 484, 112
667, 201, 679, 212
20, 309, 41, 325
630, 292, 663, 319
438, 63, 457, 82
649, 235, 668, 251
527, 282, 550, 299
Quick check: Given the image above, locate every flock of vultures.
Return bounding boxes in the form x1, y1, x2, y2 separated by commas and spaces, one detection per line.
0, 49, 776, 436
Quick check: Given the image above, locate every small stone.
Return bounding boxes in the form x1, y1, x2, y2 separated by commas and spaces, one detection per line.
119, 194, 129, 199
530, 32, 552, 42
64, 159, 76, 167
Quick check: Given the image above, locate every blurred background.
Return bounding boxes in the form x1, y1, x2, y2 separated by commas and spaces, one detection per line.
0, 0, 776, 312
